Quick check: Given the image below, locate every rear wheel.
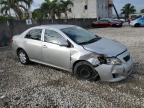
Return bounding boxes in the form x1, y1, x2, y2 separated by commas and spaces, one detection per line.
112, 24, 116, 27
134, 23, 140, 27
17, 50, 30, 65
74, 61, 99, 81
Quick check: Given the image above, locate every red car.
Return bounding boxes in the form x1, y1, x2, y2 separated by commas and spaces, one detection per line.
92, 18, 123, 27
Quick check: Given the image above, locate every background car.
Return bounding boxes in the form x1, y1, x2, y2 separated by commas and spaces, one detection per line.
130, 16, 144, 27
92, 18, 123, 28
113, 18, 125, 23
129, 13, 144, 21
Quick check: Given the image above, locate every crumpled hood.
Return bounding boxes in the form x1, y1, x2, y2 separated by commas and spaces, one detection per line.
83, 38, 127, 57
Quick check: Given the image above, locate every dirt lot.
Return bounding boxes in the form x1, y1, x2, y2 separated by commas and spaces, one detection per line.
0, 27, 144, 108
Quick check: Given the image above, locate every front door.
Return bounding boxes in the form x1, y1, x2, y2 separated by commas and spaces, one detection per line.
42, 29, 71, 70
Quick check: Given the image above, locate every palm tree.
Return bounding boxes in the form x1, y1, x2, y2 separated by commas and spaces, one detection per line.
40, 0, 73, 19
121, 3, 136, 20
32, 8, 45, 20
0, 0, 33, 20
26, 0, 33, 9
140, 9, 144, 13
41, 0, 58, 19
60, 0, 73, 19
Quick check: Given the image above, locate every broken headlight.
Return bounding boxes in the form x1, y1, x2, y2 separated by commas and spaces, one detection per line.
98, 55, 122, 65
106, 58, 122, 65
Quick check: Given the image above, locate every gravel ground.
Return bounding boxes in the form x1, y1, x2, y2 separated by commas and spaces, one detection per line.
0, 27, 144, 108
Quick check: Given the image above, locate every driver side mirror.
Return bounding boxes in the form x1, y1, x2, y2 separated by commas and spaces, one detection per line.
59, 38, 70, 47
25, 34, 31, 38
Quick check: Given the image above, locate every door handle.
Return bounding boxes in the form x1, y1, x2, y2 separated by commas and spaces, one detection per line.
43, 45, 47, 48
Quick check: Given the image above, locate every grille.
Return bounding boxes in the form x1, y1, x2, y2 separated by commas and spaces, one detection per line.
123, 55, 130, 62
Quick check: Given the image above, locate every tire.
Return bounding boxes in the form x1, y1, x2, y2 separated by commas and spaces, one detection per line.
74, 61, 99, 81
91, 24, 97, 28
17, 49, 30, 65
134, 23, 140, 27
112, 24, 116, 27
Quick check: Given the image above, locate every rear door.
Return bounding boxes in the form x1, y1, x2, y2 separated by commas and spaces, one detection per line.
24, 29, 43, 61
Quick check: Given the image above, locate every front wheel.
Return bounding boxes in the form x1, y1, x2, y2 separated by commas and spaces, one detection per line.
134, 23, 140, 27
18, 50, 30, 65
74, 61, 99, 81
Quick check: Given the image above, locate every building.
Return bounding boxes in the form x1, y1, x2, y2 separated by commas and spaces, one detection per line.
68, 0, 112, 19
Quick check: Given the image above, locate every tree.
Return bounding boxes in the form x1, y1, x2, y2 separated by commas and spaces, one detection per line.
0, 0, 33, 20
39, 0, 73, 19
140, 9, 144, 13
40, 0, 59, 19
26, 0, 33, 8
60, 0, 73, 19
32, 9, 44, 20
121, 3, 136, 19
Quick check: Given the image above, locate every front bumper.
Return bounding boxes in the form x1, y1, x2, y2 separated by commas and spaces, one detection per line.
95, 51, 134, 82
130, 22, 135, 26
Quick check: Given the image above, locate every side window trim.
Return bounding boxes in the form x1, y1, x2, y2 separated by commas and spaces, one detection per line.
41, 29, 45, 42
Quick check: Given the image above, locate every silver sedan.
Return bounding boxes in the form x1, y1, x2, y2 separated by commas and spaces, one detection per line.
12, 25, 133, 82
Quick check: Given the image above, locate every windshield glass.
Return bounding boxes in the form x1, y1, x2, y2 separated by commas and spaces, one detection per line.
61, 26, 101, 45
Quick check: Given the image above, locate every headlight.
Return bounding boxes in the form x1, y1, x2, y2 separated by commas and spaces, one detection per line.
106, 58, 122, 65
98, 55, 122, 65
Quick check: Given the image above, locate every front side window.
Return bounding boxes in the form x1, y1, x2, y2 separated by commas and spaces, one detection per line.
61, 26, 101, 45
44, 30, 65, 45
25, 29, 42, 41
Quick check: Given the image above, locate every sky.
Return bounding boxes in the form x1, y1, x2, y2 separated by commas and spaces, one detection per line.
31, 0, 44, 10
31, 0, 144, 13
113, 0, 144, 13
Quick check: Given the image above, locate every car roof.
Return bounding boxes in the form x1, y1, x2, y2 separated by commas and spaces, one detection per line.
30, 24, 75, 30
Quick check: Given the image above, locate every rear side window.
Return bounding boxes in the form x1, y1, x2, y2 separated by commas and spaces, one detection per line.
25, 29, 42, 41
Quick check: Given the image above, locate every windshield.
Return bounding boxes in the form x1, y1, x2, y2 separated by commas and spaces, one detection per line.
61, 26, 101, 45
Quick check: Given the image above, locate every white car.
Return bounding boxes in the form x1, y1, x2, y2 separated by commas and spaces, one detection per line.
130, 16, 144, 27
12, 25, 134, 82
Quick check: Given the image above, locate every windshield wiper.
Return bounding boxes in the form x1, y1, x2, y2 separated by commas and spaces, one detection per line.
79, 37, 101, 45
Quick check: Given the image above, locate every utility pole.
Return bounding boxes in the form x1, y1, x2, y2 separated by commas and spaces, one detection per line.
108, 0, 119, 19
112, 3, 119, 19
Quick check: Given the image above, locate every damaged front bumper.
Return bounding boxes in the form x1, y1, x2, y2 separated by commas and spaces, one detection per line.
95, 51, 134, 82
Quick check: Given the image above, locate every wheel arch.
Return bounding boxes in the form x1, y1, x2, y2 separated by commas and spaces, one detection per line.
16, 47, 30, 64
16, 48, 26, 55
72, 60, 88, 73
72, 60, 100, 81
134, 23, 140, 27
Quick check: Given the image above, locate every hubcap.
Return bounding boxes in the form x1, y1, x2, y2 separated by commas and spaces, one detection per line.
19, 52, 26, 63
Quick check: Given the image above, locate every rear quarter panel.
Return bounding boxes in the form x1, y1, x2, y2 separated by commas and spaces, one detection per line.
12, 35, 24, 53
